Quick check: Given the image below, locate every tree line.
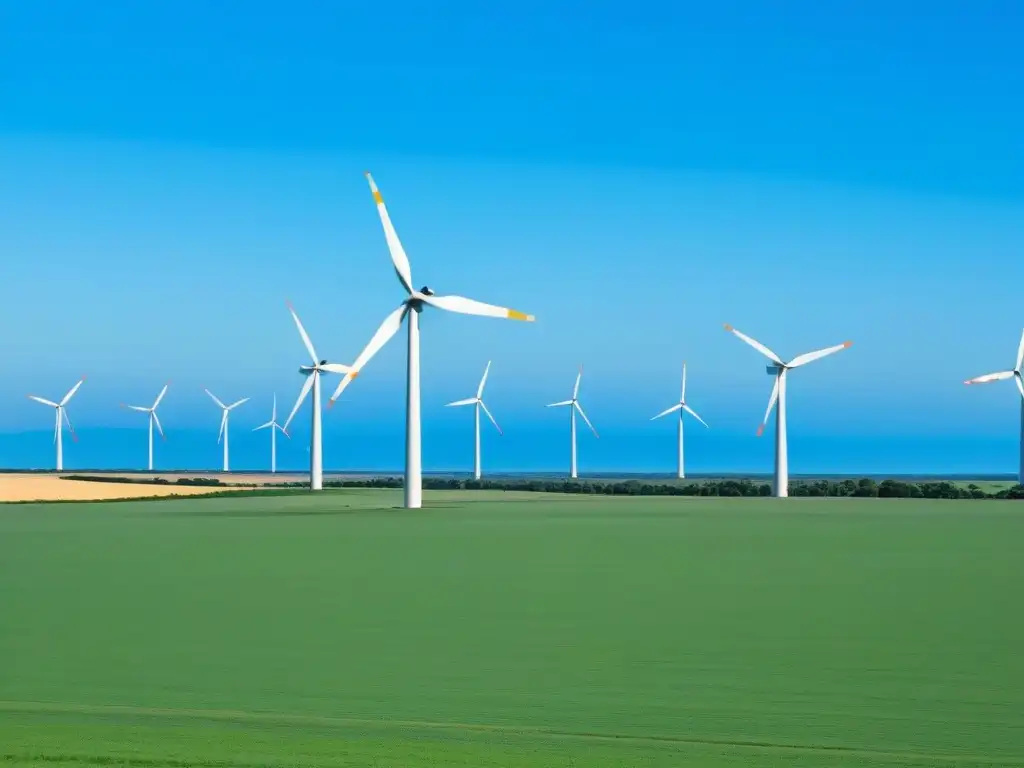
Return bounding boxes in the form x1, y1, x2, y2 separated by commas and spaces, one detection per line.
289, 476, 1024, 499
62, 474, 1024, 499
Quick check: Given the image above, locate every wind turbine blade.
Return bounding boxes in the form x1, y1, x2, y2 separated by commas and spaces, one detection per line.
650, 403, 683, 420
124, 405, 149, 412
683, 404, 710, 428
546, 400, 573, 407
681, 361, 687, 401
320, 363, 352, 375
572, 367, 582, 400
205, 389, 227, 410
574, 401, 599, 437
28, 395, 58, 407
272, 393, 277, 422
422, 294, 535, 322
277, 423, 291, 438
476, 360, 492, 400
287, 301, 320, 364
227, 398, 249, 410
152, 382, 169, 410
365, 172, 414, 295
1016, 373, 1024, 400
723, 324, 783, 365
787, 341, 852, 369
1016, 330, 1024, 372
283, 375, 314, 434
480, 400, 502, 435
152, 410, 165, 440
253, 421, 274, 431
59, 377, 85, 407
757, 376, 781, 437
217, 411, 227, 443
328, 304, 407, 405
445, 398, 477, 407
964, 370, 1015, 385
63, 408, 77, 442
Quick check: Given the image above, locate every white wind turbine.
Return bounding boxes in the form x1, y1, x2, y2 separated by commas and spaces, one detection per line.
281, 302, 351, 490
205, 389, 249, 472
27, 376, 86, 472
724, 324, 852, 497
546, 367, 598, 479
964, 329, 1024, 483
253, 393, 288, 474
326, 172, 535, 509
651, 362, 708, 479
445, 361, 502, 480
121, 382, 170, 471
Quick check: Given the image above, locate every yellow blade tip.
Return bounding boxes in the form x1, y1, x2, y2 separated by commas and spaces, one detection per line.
843, 341, 853, 348
756, 424, 765, 437
350, 371, 360, 379
508, 310, 535, 322
723, 323, 733, 331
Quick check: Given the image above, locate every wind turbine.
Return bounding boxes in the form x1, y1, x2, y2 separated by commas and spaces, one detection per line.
546, 367, 598, 479
27, 376, 86, 472
964, 329, 1024, 483
326, 172, 535, 509
724, 324, 852, 497
445, 361, 502, 480
205, 389, 249, 472
253, 393, 288, 474
121, 382, 170, 471
651, 362, 708, 479
281, 302, 351, 490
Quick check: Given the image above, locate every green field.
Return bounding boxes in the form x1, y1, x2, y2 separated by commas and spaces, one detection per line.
2, 490, 1023, 767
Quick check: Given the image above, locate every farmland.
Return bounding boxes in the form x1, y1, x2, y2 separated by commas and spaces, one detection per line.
1, 490, 1023, 766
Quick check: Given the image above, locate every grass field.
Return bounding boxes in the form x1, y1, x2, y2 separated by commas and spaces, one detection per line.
2, 490, 1023, 767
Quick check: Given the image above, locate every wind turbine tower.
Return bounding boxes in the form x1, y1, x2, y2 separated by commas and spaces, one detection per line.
651, 362, 708, 479
28, 376, 86, 471
964, 329, 1024, 483
205, 389, 248, 472
122, 382, 170, 471
724, 324, 851, 497
281, 302, 351, 490
326, 172, 535, 509
445, 361, 502, 480
546, 367, 598, 479
253, 393, 288, 474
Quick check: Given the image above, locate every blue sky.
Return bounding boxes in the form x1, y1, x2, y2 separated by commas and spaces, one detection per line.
1, 1, 1023, 474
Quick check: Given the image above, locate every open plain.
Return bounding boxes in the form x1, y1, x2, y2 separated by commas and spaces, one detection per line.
1, 489, 1023, 767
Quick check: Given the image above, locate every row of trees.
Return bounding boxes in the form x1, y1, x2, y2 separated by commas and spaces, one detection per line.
286, 476, 1024, 500
64, 474, 1024, 499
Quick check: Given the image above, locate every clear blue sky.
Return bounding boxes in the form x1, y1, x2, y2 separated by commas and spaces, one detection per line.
1, 1, 1023, 474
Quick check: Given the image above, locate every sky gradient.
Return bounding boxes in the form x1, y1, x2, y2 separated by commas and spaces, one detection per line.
1, 1, 1023, 474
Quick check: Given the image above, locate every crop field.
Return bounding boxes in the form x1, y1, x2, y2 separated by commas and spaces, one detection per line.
1, 490, 1023, 767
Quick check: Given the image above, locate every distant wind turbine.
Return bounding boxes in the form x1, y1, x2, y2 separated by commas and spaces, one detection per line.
964, 329, 1024, 483
27, 376, 86, 472
205, 389, 249, 472
445, 361, 502, 480
651, 362, 708, 479
325, 172, 535, 509
724, 324, 852, 497
121, 382, 170, 471
547, 367, 598, 479
253, 393, 288, 474
281, 302, 352, 490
